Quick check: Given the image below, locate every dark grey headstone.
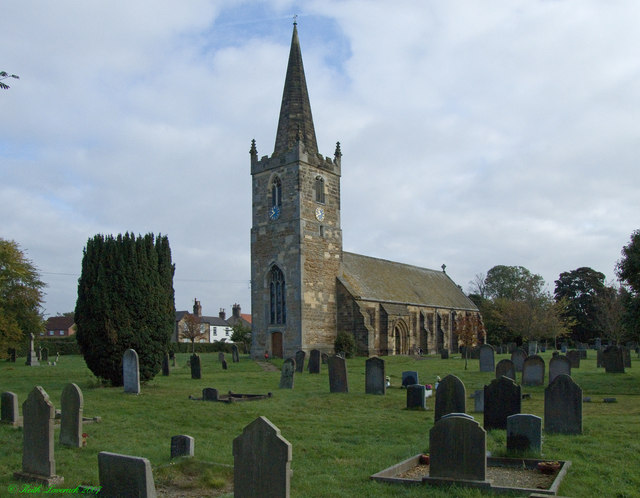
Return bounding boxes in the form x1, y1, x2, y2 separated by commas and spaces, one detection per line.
98, 451, 156, 497
328, 355, 348, 393
495, 358, 516, 380
190, 354, 201, 379
429, 414, 486, 481
162, 353, 170, 376
561, 343, 567, 353
406, 384, 426, 410
566, 350, 581, 368
171, 435, 194, 458
527, 341, 538, 356
9, 348, 17, 362
522, 355, 545, 386
1, 391, 19, 426
434, 374, 466, 422
511, 348, 527, 372
596, 348, 604, 368
507, 414, 541, 454
623, 348, 631, 368
603, 345, 625, 373
440, 349, 449, 359
218, 352, 225, 363
123, 349, 140, 394
222, 359, 228, 370
294, 350, 305, 373
279, 358, 295, 389
41, 347, 49, 362
308, 349, 321, 374
231, 344, 240, 363
473, 389, 484, 413
233, 416, 292, 498
549, 355, 571, 384
365, 357, 386, 395
401, 371, 419, 388
60, 383, 83, 448
321, 352, 329, 364
202, 388, 219, 401
544, 374, 582, 434
479, 344, 495, 372
484, 376, 521, 430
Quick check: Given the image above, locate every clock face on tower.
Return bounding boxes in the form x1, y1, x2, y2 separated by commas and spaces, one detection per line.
315, 206, 325, 222
270, 205, 281, 220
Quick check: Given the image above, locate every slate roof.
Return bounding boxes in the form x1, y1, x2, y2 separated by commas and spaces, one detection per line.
338, 252, 478, 311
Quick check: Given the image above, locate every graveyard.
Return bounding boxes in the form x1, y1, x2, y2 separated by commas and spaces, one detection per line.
2, 349, 640, 496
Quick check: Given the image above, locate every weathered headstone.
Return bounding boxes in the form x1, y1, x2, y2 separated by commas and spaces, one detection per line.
527, 341, 538, 356
434, 374, 466, 422
406, 384, 426, 410
190, 354, 201, 379
495, 358, 516, 380
544, 374, 582, 434
1, 391, 20, 427
365, 356, 386, 395
507, 414, 541, 454
401, 371, 419, 388
279, 358, 295, 389
596, 348, 604, 368
218, 351, 225, 363
222, 359, 228, 370
41, 347, 49, 362
429, 413, 486, 481
479, 344, 495, 372
328, 355, 348, 393
308, 349, 321, 374
170, 435, 195, 458
162, 352, 170, 376
294, 350, 305, 373
98, 451, 156, 497
522, 355, 545, 386
233, 416, 292, 498
9, 347, 17, 362
60, 383, 83, 448
561, 343, 567, 353
603, 345, 625, 373
321, 352, 329, 364
440, 349, 449, 359
623, 348, 631, 368
14, 386, 63, 485
231, 344, 240, 363
511, 348, 527, 372
472, 389, 484, 413
123, 349, 140, 394
566, 350, 581, 368
484, 376, 521, 430
549, 355, 571, 384
202, 388, 219, 401
25, 333, 39, 366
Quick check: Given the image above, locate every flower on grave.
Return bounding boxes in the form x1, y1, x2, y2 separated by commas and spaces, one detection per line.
425, 384, 432, 390
82, 433, 89, 447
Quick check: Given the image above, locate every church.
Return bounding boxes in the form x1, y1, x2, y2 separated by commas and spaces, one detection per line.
250, 23, 482, 358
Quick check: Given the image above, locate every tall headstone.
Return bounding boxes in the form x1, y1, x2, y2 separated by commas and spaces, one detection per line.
60, 383, 83, 448
440, 349, 449, 359
623, 348, 631, 368
429, 413, 486, 481
527, 341, 538, 356
14, 386, 63, 486
218, 352, 225, 363
162, 352, 170, 376
511, 348, 527, 372
478, 344, 495, 372
434, 374, 466, 422
233, 416, 292, 498
123, 349, 140, 394
549, 355, 571, 384
495, 359, 516, 380
484, 376, 521, 430
231, 344, 240, 363
308, 349, 321, 374
566, 350, 581, 368
596, 348, 604, 368
279, 358, 295, 389
171, 435, 195, 458
98, 451, 156, 497
365, 357, 386, 395
472, 389, 484, 413
507, 414, 541, 454
1, 391, 20, 427
222, 359, 228, 370
25, 333, 39, 366
328, 355, 348, 393
544, 374, 582, 434
522, 355, 545, 386
603, 345, 625, 373
401, 371, 419, 388
41, 347, 49, 362
294, 350, 305, 373
406, 384, 426, 410
190, 354, 201, 379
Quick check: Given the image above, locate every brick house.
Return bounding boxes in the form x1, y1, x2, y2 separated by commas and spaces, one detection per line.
43, 316, 76, 338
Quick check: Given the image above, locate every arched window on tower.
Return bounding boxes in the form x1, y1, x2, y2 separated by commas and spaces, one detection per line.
272, 176, 282, 209
269, 265, 286, 325
315, 175, 325, 203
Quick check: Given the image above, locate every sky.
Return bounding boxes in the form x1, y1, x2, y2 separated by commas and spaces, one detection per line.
2, 1, 639, 318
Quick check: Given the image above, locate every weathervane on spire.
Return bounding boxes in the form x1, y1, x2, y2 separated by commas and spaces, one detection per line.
293, 14, 298, 25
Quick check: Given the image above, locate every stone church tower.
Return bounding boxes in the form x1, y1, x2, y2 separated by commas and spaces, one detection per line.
250, 22, 343, 358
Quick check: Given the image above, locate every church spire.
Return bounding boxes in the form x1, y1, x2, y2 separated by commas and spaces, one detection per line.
273, 21, 318, 156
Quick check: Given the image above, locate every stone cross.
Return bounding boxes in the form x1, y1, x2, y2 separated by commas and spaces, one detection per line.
60, 383, 83, 448
123, 349, 140, 394
25, 333, 39, 366
98, 451, 156, 497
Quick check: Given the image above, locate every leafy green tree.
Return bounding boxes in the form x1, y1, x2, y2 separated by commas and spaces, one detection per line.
231, 321, 251, 353
554, 267, 607, 343
616, 229, 640, 342
484, 265, 544, 301
75, 233, 175, 385
334, 331, 355, 358
0, 239, 45, 356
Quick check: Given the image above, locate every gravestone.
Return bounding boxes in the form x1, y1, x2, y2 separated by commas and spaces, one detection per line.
603, 345, 625, 373
434, 374, 466, 422
544, 374, 582, 434
308, 349, 321, 374
328, 355, 348, 393
549, 355, 571, 384
595, 338, 602, 349
14, 386, 63, 486
1, 391, 20, 427
527, 341, 538, 356
365, 357, 386, 395
522, 355, 545, 386
479, 344, 495, 372
495, 359, 516, 380
9, 347, 17, 362
507, 414, 541, 454
511, 348, 527, 372
233, 416, 292, 498
321, 352, 329, 364
401, 371, 419, 388
202, 388, 219, 401
429, 413, 486, 481
579, 349, 587, 359
507, 342, 517, 353
25, 333, 39, 366
98, 451, 156, 497
566, 350, 581, 368
406, 384, 426, 410
484, 376, 521, 430
122, 349, 140, 394
623, 348, 631, 368
171, 435, 195, 458
231, 344, 240, 363
294, 350, 305, 373
222, 359, 228, 370
279, 358, 295, 389
162, 353, 170, 376
218, 352, 225, 363
60, 383, 83, 448
561, 343, 567, 353
440, 349, 449, 359
41, 347, 49, 362
472, 389, 484, 413
190, 354, 201, 379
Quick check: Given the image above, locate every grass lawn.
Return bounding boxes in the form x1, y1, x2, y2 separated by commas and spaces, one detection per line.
2, 351, 640, 497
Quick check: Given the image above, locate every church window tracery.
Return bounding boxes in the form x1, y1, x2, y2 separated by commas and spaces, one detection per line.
269, 265, 286, 325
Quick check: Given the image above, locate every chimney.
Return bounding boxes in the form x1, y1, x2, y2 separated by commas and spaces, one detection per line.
193, 298, 202, 317
232, 303, 241, 319
219, 308, 226, 320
